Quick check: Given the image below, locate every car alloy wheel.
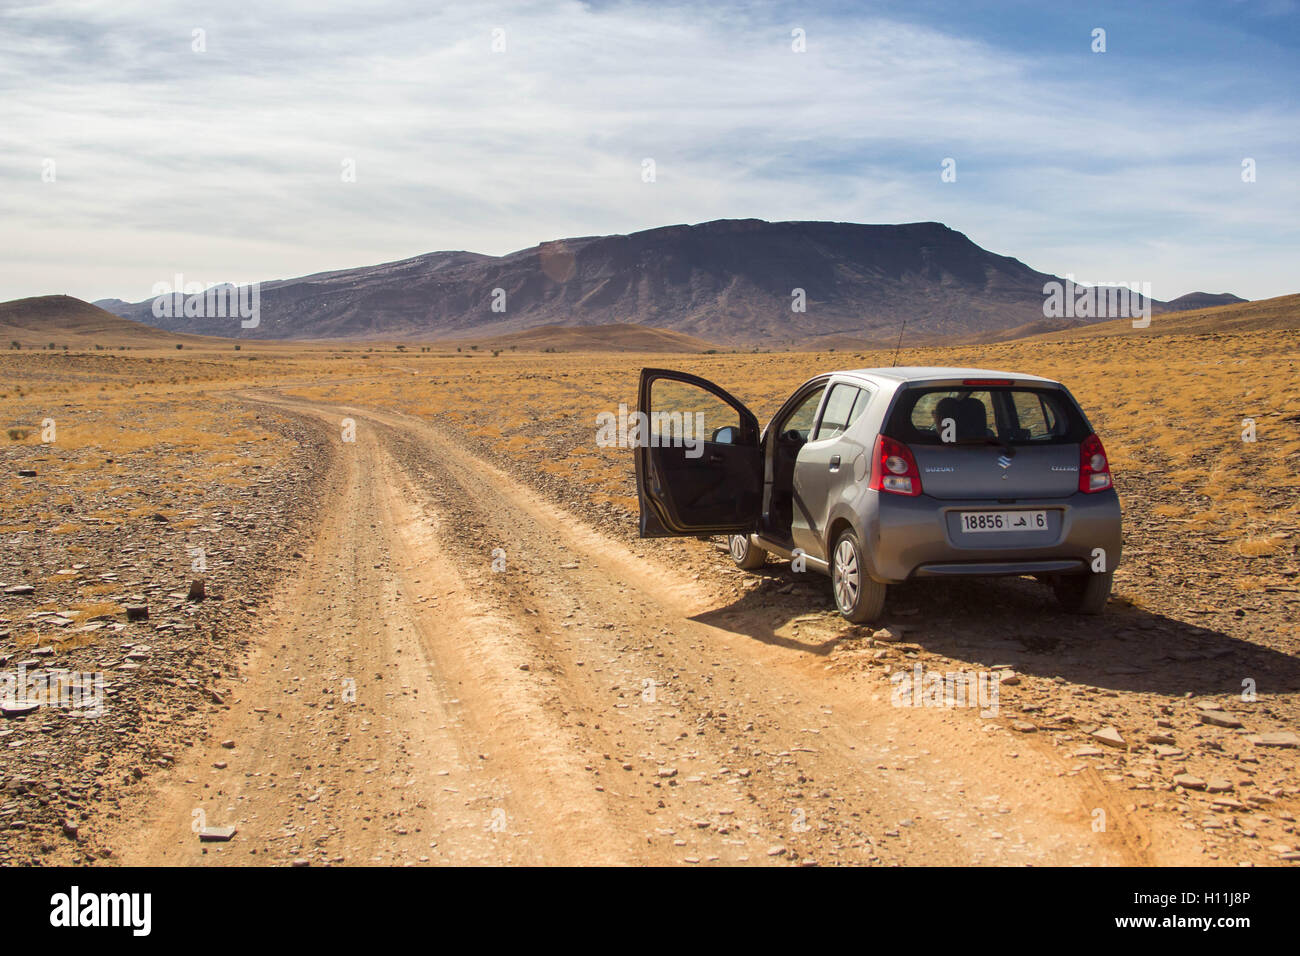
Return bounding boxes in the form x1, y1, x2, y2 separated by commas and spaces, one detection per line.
833, 538, 860, 613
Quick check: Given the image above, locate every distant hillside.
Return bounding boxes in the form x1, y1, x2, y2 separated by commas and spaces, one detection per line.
0, 295, 192, 348
460, 323, 723, 352
1163, 292, 1248, 313
1030, 293, 1300, 341
100, 219, 1181, 346
959, 317, 1090, 344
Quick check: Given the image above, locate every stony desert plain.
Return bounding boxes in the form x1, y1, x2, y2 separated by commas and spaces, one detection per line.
1, 312, 1299, 867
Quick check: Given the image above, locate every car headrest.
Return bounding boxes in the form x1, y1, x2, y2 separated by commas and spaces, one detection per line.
956, 397, 989, 439
933, 397, 962, 435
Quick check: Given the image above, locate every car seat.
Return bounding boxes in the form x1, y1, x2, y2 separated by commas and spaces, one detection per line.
956, 396, 992, 440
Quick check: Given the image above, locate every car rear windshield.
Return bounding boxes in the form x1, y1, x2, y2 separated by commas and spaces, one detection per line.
884, 385, 1088, 446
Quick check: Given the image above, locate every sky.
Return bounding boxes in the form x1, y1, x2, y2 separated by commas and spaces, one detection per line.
0, 0, 1297, 303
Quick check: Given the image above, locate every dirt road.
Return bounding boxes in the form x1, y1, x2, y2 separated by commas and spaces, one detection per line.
111, 392, 1159, 866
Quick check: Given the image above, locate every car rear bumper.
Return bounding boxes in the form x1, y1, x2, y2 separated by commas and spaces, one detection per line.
865, 489, 1122, 584
913, 558, 1086, 577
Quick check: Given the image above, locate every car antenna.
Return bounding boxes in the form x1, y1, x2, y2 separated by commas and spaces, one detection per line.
891, 317, 906, 367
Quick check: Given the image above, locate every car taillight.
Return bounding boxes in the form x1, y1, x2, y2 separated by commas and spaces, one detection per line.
1078, 433, 1112, 493
869, 435, 923, 496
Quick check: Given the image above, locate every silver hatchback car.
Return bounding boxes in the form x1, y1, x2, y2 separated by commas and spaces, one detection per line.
634, 366, 1122, 623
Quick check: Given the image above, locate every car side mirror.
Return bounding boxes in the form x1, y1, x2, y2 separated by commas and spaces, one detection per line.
711, 426, 738, 444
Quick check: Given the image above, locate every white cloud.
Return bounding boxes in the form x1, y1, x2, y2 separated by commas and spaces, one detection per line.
0, 0, 1295, 303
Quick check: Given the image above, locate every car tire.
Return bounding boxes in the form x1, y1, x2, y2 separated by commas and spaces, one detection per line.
728, 534, 767, 570
1052, 571, 1113, 615
831, 529, 886, 624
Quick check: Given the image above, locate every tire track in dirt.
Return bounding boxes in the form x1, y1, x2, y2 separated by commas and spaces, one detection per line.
110, 408, 624, 865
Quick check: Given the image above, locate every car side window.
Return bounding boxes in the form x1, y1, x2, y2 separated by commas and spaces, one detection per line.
814, 384, 866, 441
847, 387, 871, 428
649, 379, 744, 446
780, 386, 825, 440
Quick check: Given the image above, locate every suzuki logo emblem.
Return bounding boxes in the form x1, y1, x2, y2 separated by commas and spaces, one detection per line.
997, 454, 1012, 469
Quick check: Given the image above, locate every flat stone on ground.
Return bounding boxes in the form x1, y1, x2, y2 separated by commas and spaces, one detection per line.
1199, 711, 1244, 729
1247, 731, 1299, 748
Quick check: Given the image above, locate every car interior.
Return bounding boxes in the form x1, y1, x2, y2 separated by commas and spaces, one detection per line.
761, 385, 823, 543
760, 384, 837, 544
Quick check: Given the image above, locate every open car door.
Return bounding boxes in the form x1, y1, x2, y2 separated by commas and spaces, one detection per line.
635, 368, 762, 538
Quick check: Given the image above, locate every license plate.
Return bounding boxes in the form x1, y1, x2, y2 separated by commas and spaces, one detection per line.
960, 510, 1048, 533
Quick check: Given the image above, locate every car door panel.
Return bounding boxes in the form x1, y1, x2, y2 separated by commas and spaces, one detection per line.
792, 383, 871, 556
635, 368, 762, 537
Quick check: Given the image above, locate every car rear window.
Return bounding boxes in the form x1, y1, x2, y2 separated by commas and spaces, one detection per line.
886, 386, 1086, 446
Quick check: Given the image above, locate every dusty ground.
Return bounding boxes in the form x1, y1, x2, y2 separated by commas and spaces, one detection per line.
1, 333, 1298, 866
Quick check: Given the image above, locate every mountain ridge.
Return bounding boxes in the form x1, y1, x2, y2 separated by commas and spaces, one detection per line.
91, 219, 1246, 345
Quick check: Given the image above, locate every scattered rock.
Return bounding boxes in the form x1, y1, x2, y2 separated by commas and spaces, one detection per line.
1091, 727, 1126, 748
1199, 711, 1244, 729
199, 825, 236, 842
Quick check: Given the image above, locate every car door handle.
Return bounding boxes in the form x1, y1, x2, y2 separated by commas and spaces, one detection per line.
829, 455, 841, 471
708, 453, 724, 464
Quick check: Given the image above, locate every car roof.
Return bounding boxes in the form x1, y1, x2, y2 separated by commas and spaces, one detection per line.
831, 366, 1063, 387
